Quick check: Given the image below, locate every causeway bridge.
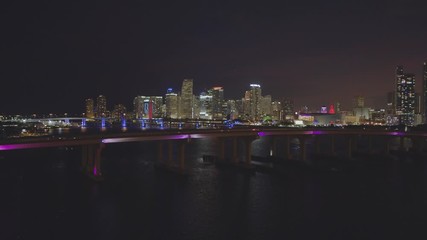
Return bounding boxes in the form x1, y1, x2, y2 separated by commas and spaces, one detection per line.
1, 128, 426, 180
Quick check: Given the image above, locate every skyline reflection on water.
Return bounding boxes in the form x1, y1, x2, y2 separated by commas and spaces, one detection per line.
1, 137, 427, 240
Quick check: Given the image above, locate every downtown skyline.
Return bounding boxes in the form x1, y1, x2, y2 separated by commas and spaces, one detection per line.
1, 0, 427, 114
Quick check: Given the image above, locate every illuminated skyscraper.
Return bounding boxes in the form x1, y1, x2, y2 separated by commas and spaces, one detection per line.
249, 84, 262, 121
261, 95, 272, 116
96, 95, 107, 117
395, 66, 416, 125
211, 87, 224, 120
199, 92, 212, 119
165, 90, 179, 119
180, 79, 193, 119
85, 98, 94, 118
112, 104, 126, 119
134, 96, 163, 119
423, 62, 427, 123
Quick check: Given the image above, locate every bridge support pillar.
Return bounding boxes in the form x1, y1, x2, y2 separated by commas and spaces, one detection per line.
81, 144, 104, 181
245, 139, 253, 165
218, 138, 225, 161
314, 136, 321, 155
179, 141, 186, 172
330, 136, 335, 156
299, 137, 306, 161
347, 136, 352, 159
368, 136, 373, 153
158, 142, 163, 163
399, 137, 406, 151
168, 141, 174, 167
270, 137, 277, 157
384, 137, 390, 154
284, 136, 292, 160
232, 137, 239, 164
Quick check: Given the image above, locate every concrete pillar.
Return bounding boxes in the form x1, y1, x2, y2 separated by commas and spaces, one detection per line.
399, 136, 406, 151
368, 135, 373, 153
179, 141, 186, 171
284, 136, 291, 160
168, 141, 174, 167
352, 135, 358, 152
270, 137, 277, 157
81, 144, 104, 180
384, 137, 390, 154
219, 138, 225, 161
330, 135, 335, 156
347, 136, 352, 159
314, 136, 321, 155
299, 137, 306, 161
233, 137, 238, 164
158, 142, 163, 163
245, 139, 253, 165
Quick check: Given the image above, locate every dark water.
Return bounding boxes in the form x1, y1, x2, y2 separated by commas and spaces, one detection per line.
1, 137, 427, 240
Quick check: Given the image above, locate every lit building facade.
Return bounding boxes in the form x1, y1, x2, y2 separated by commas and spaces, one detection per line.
85, 98, 94, 118
395, 66, 416, 125
211, 87, 224, 120
180, 79, 193, 119
199, 92, 212, 119
249, 84, 262, 121
165, 91, 178, 119
96, 95, 107, 117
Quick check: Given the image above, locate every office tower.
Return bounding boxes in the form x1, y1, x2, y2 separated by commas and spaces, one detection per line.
134, 96, 163, 119
96, 95, 107, 117
335, 102, 341, 112
211, 87, 224, 120
180, 79, 193, 119
165, 91, 179, 119
249, 84, 262, 121
395, 66, 416, 126
424, 62, 427, 123
199, 92, 212, 119
354, 96, 365, 108
112, 104, 126, 119
271, 101, 283, 121
243, 91, 251, 119
85, 98, 94, 118
227, 100, 238, 120
261, 95, 272, 116
282, 99, 294, 116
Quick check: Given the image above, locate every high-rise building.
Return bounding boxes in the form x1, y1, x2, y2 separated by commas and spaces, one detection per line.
112, 104, 127, 119
249, 84, 262, 121
96, 95, 107, 117
134, 96, 163, 119
165, 91, 179, 119
211, 87, 224, 120
85, 98, 94, 118
261, 95, 272, 116
199, 92, 212, 119
354, 96, 365, 108
180, 79, 193, 119
395, 66, 416, 126
423, 62, 427, 123
271, 101, 283, 121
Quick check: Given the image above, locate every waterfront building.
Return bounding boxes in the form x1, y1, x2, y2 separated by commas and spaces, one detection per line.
395, 66, 416, 125
211, 87, 224, 120
180, 79, 193, 119
165, 90, 179, 119
96, 95, 107, 117
85, 98, 94, 118
249, 84, 262, 121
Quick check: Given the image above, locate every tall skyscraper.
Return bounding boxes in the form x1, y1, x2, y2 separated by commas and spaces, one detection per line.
211, 87, 224, 120
199, 92, 212, 119
423, 62, 427, 123
165, 91, 179, 119
85, 98, 94, 118
249, 84, 262, 121
180, 79, 193, 119
96, 95, 107, 117
395, 66, 416, 126
134, 96, 163, 119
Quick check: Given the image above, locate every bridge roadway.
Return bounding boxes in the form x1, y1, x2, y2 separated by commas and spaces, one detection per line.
1, 127, 426, 180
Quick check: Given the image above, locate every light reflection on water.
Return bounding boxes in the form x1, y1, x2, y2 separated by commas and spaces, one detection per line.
0, 138, 427, 240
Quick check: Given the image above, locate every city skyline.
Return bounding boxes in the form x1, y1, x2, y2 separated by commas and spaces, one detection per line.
1, 1, 427, 114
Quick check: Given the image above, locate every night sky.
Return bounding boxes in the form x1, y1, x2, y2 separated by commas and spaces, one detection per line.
1, 0, 427, 115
